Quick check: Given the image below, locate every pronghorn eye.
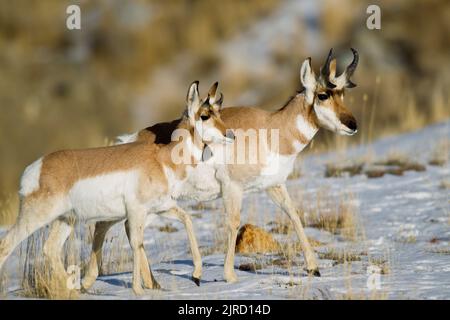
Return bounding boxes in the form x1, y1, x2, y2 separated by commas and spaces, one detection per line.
317, 93, 329, 101
200, 115, 210, 121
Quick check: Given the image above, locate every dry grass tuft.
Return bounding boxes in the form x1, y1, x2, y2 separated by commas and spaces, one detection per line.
20, 228, 80, 299
102, 229, 133, 276
0, 195, 19, 226
439, 180, 450, 190
158, 224, 178, 233
325, 163, 364, 178
318, 249, 363, 266
429, 247, 450, 255
368, 257, 390, 275
306, 192, 360, 241
340, 291, 388, 300
364, 153, 426, 178
428, 139, 449, 167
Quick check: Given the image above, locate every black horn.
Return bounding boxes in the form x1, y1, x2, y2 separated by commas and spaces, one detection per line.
320, 48, 336, 89
345, 48, 359, 79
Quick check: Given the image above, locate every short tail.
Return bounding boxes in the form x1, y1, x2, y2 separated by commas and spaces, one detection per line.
115, 132, 138, 145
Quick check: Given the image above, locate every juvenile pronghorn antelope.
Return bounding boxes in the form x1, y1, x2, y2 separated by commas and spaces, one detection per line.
0, 81, 233, 295
80, 82, 227, 291
77, 48, 360, 284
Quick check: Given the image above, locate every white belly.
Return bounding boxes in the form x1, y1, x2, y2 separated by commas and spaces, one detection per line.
243, 153, 297, 193
167, 164, 222, 202
68, 171, 139, 221
69, 170, 177, 221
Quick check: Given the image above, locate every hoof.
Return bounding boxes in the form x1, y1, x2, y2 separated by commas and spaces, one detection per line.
192, 276, 201, 287
80, 286, 89, 294
153, 281, 161, 290
307, 269, 321, 277
133, 287, 145, 296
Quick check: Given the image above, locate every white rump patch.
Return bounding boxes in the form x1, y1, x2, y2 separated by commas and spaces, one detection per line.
19, 157, 43, 196
115, 132, 138, 145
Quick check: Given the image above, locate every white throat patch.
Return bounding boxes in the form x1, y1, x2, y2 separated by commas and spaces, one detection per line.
296, 115, 319, 141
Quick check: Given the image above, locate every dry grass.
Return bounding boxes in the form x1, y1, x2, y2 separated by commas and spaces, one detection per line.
429, 247, 450, 255
102, 227, 133, 276
340, 290, 388, 300
199, 207, 228, 256
305, 191, 360, 241
158, 224, 178, 233
428, 139, 449, 167
318, 249, 363, 266
0, 195, 19, 226
325, 163, 364, 178
439, 180, 450, 190
324, 152, 428, 180
19, 225, 81, 299
368, 257, 390, 275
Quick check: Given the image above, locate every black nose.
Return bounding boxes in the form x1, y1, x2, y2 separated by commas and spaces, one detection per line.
340, 115, 357, 132
227, 130, 235, 140
347, 119, 357, 131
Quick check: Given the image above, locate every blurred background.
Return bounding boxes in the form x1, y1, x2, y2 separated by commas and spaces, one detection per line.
0, 0, 449, 221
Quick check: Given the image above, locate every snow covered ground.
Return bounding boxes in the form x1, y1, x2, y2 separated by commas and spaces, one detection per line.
1, 121, 449, 299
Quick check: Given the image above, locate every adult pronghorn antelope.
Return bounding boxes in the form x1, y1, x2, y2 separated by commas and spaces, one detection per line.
0, 81, 233, 295
77, 48, 359, 285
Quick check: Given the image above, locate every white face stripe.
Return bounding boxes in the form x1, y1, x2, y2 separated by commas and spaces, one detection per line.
19, 157, 43, 197
314, 104, 340, 131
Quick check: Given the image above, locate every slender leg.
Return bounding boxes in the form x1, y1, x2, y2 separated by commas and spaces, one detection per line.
0, 196, 66, 271
126, 204, 147, 295
125, 219, 160, 290
266, 184, 320, 276
42, 217, 75, 297
43, 217, 74, 278
222, 182, 243, 283
161, 207, 202, 286
81, 220, 117, 290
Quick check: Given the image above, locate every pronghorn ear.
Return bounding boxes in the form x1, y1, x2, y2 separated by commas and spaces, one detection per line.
300, 58, 316, 104
329, 59, 337, 80
300, 58, 316, 90
186, 81, 200, 117
207, 81, 218, 98
208, 82, 224, 112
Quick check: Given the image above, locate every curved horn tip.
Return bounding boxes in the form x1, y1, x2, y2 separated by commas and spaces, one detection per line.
346, 81, 357, 88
